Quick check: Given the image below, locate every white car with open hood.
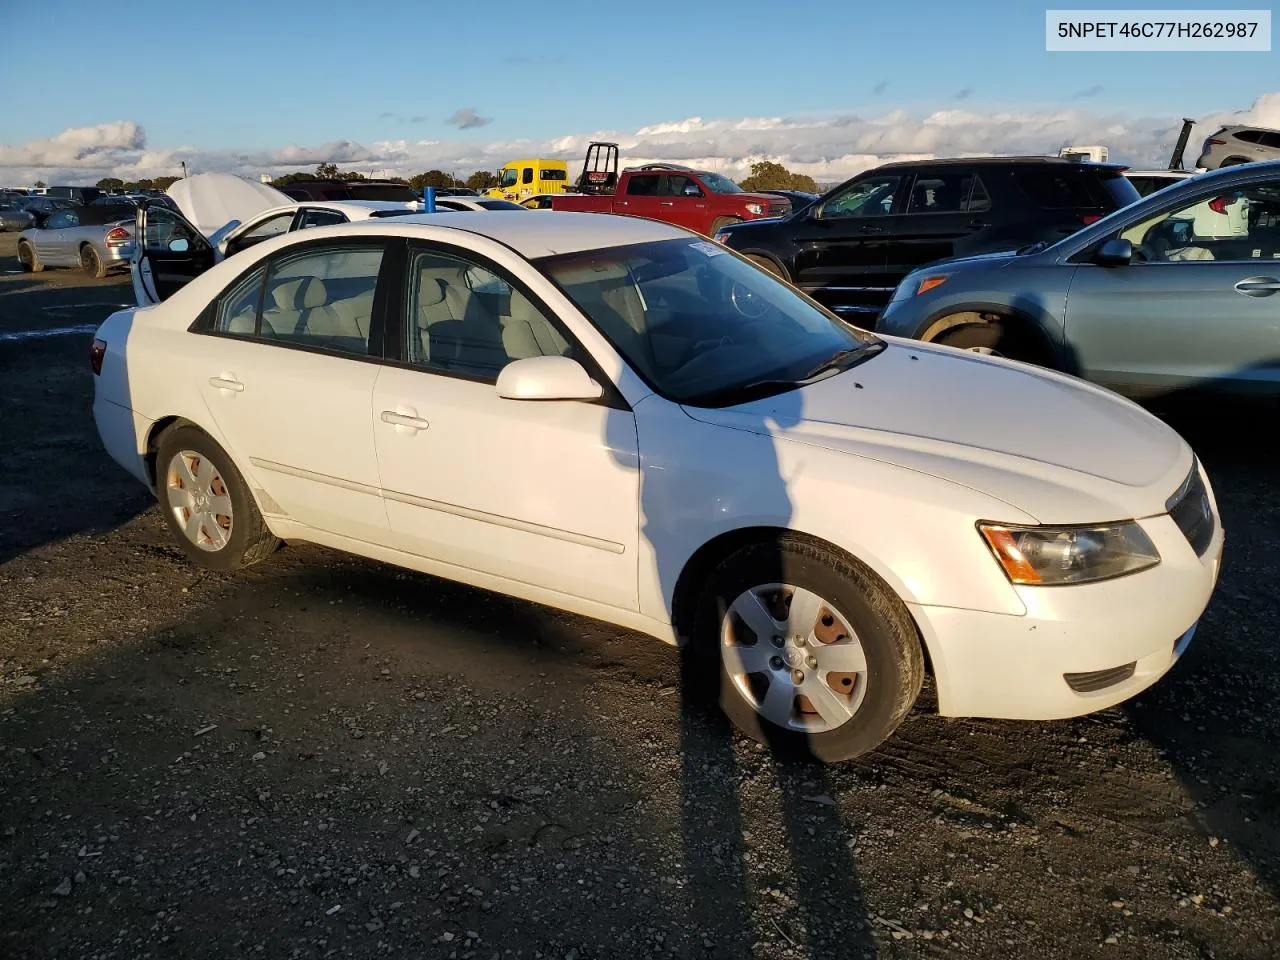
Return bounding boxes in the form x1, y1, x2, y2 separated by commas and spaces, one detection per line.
132, 172, 423, 306
91, 211, 1223, 762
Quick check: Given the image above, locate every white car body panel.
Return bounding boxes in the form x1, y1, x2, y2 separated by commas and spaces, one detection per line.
91, 212, 1223, 722
166, 173, 292, 237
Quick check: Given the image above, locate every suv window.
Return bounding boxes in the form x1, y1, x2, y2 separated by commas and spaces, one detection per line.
626, 175, 661, 197
1261, 131, 1280, 149
1235, 130, 1263, 144
1119, 181, 1280, 263
1015, 170, 1101, 208
226, 245, 384, 355
821, 176, 900, 218
406, 250, 571, 381
906, 174, 980, 214
242, 211, 296, 241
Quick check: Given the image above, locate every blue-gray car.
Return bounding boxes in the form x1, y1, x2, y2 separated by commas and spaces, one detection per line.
875, 160, 1280, 398
17, 203, 136, 279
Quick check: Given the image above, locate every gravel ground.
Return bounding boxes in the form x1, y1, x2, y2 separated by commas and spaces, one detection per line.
1, 231, 1278, 960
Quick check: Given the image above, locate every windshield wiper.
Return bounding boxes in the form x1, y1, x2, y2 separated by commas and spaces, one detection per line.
800, 343, 882, 380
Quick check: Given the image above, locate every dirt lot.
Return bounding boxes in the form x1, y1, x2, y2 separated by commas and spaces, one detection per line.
1, 229, 1278, 960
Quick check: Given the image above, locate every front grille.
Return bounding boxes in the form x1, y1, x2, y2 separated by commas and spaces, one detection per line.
1064, 662, 1137, 693
767, 203, 791, 216
1166, 462, 1215, 557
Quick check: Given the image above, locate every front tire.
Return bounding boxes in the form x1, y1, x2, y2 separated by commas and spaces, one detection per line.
747, 254, 789, 282
690, 534, 924, 763
708, 216, 741, 237
927, 312, 1056, 367
17, 240, 42, 272
81, 244, 107, 279
155, 426, 280, 571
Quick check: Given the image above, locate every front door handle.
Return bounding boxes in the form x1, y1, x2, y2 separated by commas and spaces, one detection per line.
380, 409, 429, 431
208, 376, 243, 393
659, 200, 675, 206
858, 224, 884, 234
1234, 277, 1280, 297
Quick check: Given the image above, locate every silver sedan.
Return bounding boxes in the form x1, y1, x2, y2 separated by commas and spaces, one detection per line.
17, 205, 136, 278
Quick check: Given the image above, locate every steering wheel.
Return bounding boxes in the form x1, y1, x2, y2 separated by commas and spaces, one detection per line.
729, 279, 770, 319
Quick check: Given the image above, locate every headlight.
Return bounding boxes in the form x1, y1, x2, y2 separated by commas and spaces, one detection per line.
746, 203, 764, 215
978, 521, 1160, 586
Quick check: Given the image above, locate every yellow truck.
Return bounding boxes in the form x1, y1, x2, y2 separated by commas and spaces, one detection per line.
484, 159, 571, 202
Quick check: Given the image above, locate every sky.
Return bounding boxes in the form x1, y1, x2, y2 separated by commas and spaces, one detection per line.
1, 0, 1277, 186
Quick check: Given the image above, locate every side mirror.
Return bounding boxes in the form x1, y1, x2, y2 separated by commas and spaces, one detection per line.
1094, 237, 1132, 266
495, 356, 603, 402
168, 237, 190, 253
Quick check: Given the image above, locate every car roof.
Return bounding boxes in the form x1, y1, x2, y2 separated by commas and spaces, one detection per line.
1123, 169, 1196, 178
875, 156, 1127, 171
319, 210, 688, 258
251, 199, 417, 220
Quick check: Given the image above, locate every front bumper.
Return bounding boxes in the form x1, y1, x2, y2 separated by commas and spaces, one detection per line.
911, 507, 1224, 720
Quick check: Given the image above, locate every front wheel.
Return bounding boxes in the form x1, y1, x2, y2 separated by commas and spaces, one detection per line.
155, 426, 280, 571
746, 254, 789, 282
17, 240, 42, 272
708, 216, 741, 237
691, 535, 924, 763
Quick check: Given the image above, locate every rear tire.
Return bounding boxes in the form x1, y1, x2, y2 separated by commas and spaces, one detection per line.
1219, 157, 1250, 167
689, 534, 924, 763
81, 244, 107, 279
155, 426, 280, 572
708, 216, 741, 237
17, 240, 42, 272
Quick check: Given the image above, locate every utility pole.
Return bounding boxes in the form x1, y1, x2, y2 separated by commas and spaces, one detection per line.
181, 161, 188, 180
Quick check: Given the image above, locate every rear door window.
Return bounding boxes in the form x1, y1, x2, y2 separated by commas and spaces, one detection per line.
625, 175, 661, 196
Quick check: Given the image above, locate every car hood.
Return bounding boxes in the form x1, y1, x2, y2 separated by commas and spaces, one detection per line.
681, 341, 1191, 524
166, 173, 293, 238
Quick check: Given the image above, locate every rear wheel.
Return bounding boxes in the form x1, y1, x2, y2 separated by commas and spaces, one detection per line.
1219, 157, 1250, 167
155, 426, 280, 572
80, 244, 107, 279
690, 534, 924, 763
17, 240, 41, 272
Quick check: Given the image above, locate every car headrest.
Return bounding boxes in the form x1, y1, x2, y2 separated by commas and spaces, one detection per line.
272, 277, 328, 311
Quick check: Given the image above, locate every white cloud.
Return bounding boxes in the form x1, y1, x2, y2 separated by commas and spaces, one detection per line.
3, 94, 1277, 187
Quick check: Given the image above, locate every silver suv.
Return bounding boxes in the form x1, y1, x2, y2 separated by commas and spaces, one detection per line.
1197, 125, 1280, 169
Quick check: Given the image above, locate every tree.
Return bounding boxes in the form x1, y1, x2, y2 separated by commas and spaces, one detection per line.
409, 170, 459, 190
97, 177, 125, 191
135, 178, 156, 191
152, 176, 180, 191
738, 160, 819, 194
34, 180, 46, 188
466, 169, 499, 191
315, 162, 340, 180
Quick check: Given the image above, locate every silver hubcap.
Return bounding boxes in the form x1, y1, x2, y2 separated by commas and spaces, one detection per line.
721, 583, 868, 733
165, 450, 233, 552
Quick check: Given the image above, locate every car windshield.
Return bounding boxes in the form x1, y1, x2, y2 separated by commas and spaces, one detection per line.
699, 173, 743, 194
500, 169, 519, 188
538, 237, 882, 406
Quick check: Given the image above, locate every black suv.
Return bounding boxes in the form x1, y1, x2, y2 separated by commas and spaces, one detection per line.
714, 157, 1140, 322
276, 179, 420, 203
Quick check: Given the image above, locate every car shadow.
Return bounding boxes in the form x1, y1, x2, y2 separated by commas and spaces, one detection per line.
609, 376, 878, 956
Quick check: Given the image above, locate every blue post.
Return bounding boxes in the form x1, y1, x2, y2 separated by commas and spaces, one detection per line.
424, 186, 436, 213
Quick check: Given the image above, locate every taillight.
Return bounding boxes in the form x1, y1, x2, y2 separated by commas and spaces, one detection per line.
1206, 138, 1225, 146
1207, 196, 1235, 214
105, 227, 130, 247
1081, 214, 1102, 225
90, 338, 106, 375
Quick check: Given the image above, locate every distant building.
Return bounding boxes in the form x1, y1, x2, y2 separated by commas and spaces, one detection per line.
259, 174, 273, 184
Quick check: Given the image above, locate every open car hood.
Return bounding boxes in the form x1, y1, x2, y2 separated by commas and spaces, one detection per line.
166, 173, 292, 238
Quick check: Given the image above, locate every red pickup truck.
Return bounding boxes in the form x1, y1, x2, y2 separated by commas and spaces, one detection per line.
552, 163, 791, 235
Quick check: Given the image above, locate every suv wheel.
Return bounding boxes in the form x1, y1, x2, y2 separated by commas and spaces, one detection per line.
927, 312, 1054, 367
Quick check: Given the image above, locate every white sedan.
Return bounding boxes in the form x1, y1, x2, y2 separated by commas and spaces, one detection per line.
91, 212, 1223, 762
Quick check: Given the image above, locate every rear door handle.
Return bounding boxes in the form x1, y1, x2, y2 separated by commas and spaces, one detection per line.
208, 376, 243, 393
858, 224, 884, 234
659, 201, 675, 206
380, 410, 429, 431
968, 219, 991, 229
1234, 277, 1280, 297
